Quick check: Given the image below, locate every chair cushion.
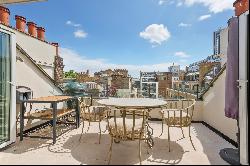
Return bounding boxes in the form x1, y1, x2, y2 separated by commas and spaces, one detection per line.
108, 118, 145, 140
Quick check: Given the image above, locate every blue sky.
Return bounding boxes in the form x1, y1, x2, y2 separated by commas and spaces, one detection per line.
8, 0, 234, 77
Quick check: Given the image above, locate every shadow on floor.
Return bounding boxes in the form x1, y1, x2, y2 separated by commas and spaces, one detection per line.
146, 137, 185, 164
2, 124, 74, 154
60, 133, 150, 165
58, 133, 185, 165
2, 138, 50, 154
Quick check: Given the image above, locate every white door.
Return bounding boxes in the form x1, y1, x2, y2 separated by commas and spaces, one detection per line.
238, 11, 249, 165
0, 27, 16, 149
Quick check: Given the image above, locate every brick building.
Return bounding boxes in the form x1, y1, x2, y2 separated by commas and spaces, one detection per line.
111, 74, 131, 89
156, 72, 172, 98
76, 70, 96, 83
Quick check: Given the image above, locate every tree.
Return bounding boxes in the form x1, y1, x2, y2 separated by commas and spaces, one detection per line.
64, 70, 77, 78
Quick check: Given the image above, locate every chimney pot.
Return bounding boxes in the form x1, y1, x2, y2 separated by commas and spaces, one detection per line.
15, 15, 26, 32
27, 21, 37, 37
37, 26, 45, 41
0, 6, 10, 26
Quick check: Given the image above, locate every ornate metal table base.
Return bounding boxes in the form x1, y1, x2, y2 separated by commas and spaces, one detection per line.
145, 121, 154, 148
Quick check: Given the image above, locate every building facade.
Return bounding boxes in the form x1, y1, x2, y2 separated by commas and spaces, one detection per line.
168, 63, 180, 76
213, 27, 229, 65
199, 62, 221, 86
76, 70, 97, 83
156, 72, 172, 98
111, 74, 131, 89
140, 72, 158, 98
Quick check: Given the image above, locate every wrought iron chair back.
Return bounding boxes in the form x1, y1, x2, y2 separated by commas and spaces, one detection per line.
163, 99, 195, 127
79, 97, 106, 122
107, 108, 148, 140
106, 108, 149, 164
160, 99, 196, 152
78, 97, 107, 144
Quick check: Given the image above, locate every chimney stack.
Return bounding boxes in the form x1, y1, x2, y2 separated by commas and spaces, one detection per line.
27, 21, 37, 37
0, 6, 10, 26
15, 15, 26, 32
233, 0, 249, 16
51, 42, 59, 56
37, 27, 45, 41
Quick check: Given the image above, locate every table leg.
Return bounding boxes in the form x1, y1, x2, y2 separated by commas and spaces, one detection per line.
20, 102, 25, 141
52, 102, 57, 144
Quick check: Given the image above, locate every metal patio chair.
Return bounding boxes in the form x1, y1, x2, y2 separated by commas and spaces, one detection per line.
78, 97, 107, 144
160, 99, 196, 152
106, 108, 149, 165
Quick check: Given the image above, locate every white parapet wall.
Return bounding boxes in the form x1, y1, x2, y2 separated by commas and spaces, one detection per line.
116, 89, 131, 98
202, 69, 238, 141
161, 78, 238, 142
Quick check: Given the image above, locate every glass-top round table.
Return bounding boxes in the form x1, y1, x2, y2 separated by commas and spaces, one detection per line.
97, 98, 167, 109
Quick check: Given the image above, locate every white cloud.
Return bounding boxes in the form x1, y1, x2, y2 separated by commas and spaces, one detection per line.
140, 24, 171, 45
159, 0, 234, 13
178, 22, 192, 27
66, 20, 72, 25
177, 1, 183, 6
158, 0, 166, 5
60, 47, 174, 77
66, 20, 87, 38
66, 20, 81, 27
158, 0, 174, 5
175, 51, 190, 58
180, 0, 234, 13
74, 30, 88, 38
198, 14, 211, 21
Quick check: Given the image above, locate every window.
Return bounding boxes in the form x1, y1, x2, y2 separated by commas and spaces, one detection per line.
0, 32, 11, 145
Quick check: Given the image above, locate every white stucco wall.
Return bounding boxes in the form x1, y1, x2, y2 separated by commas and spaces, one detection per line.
16, 49, 63, 130
192, 100, 203, 121
202, 70, 238, 141
15, 30, 56, 79
16, 49, 62, 98
39, 65, 54, 79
